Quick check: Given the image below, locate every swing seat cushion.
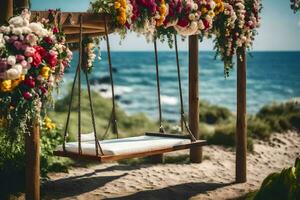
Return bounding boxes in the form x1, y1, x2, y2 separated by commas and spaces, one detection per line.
56, 135, 193, 156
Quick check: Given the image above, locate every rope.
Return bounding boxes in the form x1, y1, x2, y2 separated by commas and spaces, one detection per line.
84, 54, 104, 156
153, 39, 165, 133
77, 14, 83, 154
174, 34, 196, 142
104, 16, 119, 138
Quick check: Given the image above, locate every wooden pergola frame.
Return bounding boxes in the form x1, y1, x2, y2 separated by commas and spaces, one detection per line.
0, 0, 248, 199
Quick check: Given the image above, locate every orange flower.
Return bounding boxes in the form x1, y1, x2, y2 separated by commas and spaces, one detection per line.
0, 80, 12, 92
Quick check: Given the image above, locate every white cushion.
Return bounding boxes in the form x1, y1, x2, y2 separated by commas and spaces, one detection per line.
56, 135, 191, 156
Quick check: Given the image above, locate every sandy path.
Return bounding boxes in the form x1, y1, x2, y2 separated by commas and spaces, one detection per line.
43, 131, 300, 200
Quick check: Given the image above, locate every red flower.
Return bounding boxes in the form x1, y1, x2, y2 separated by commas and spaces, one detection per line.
34, 46, 47, 58
39, 86, 48, 94
203, 19, 210, 30
43, 37, 53, 44
24, 76, 35, 88
46, 54, 57, 67
32, 52, 42, 67
53, 27, 59, 34
23, 91, 32, 100
177, 18, 189, 27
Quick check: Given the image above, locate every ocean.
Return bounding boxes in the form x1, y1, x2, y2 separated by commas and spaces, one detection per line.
63, 51, 300, 122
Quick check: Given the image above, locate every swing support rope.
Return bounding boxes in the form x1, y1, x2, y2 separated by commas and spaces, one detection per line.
62, 19, 197, 158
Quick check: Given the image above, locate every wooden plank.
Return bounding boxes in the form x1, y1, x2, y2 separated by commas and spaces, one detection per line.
236, 47, 247, 183
188, 35, 202, 163
63, 27, 105, 35
25, 119, 40, 200
53, 140, 207, 163
0, 0, 13, 24
145, 132, 190, 139
66, 32, 106, 43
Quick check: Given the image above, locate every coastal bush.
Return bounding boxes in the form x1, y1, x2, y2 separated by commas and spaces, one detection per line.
199, 101, 233, 124
256, 101, 300, 133
247, 157, 300, 200
206, 123, 254, 151
247, 116, 271, 140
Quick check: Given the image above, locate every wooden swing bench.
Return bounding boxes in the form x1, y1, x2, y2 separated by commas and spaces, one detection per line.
54, 133, 206, 162
33, 10, 207, 163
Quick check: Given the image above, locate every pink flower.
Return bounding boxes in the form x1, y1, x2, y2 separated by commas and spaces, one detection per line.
13, 41, 23, 50
16, 55, 25, 62
24, 46, 36, 57
22, 91, 32, 100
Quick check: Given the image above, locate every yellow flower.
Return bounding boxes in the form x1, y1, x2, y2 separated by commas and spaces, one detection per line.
11, 75, 25, 90
44, 116, 56, 130
119, 0, 126, 8
201, 7, 208, 14
40, 66, 51, 79
114, 2, 121, 9
0, 80, 12, 92
208, 11, 215, 18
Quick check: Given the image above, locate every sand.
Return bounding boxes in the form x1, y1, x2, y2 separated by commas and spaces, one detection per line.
42, 131, 300, 200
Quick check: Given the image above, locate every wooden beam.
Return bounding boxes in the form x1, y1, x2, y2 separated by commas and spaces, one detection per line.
25, 119, 40, 200
189, 35, 202, 163
236, 47, 247, 183
0, 0, 13, 24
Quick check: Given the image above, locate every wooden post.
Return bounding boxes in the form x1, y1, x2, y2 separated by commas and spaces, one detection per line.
0, 0, 13, 24
14, 0, 29, 11
189, 35, 202, 163
25, 119, 40, 200
236, 47, 247, 183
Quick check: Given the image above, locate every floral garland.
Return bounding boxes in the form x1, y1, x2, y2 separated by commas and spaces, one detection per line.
213, 0, 261, 76
90, 0, 225, 42
291, 0, 300, 12
0, 10, 72, 137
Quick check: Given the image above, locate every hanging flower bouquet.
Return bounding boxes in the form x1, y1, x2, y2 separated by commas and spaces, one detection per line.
213, 0, 261, 76
0, 10, 72, 137
291, 0, 300, 12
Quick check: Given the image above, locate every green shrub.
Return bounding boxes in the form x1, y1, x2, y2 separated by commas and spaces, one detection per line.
199, 101, 233, 124
206, 123, 254, 151
0, 119, 71, 198
247, 116, 271, 140
249, 157, 300, 200
257, 101, 300, 133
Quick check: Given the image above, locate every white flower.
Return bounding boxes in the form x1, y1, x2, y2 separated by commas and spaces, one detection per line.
7, 56, 16, 66
0, 26, 11, 34
0, 33, 5, 49
6, 64, 23, 80
12, 27, 23, 36
8, 16, 25, 27
189, 14, 196, 21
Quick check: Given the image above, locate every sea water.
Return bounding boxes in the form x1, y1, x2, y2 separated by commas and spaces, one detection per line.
62, 51, 300, 122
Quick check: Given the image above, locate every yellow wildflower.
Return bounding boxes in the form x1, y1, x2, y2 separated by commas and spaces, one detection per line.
11, 75, 25, 90
44, 116, 56, 130
114, 2, 121, 9
201, 7, 208, 14
40, 66, 51, 79
0, 80, 12, 92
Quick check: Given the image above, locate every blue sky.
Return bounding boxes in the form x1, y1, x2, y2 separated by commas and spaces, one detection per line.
31, 0, 300, 51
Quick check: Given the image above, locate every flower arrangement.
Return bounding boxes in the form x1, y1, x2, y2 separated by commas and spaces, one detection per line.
291, 0, 300, 12
0, 10, 72, 137
90, 0, 225, 42
213, 0, 261, 76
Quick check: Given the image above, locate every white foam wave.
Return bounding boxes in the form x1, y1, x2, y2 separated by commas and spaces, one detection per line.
94, 84, 134, 98
161, 95, 178, 105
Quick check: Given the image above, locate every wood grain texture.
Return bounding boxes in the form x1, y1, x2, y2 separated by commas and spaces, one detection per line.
188, 35, 202, 163
236, 47, 247, 183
